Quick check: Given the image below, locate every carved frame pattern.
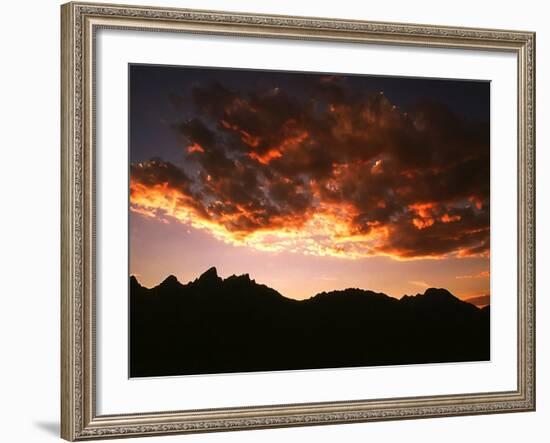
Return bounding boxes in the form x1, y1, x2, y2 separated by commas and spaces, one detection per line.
61, 2, 535, 440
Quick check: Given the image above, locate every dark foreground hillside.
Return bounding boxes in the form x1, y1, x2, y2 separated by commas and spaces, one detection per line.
130, 267, 490, 377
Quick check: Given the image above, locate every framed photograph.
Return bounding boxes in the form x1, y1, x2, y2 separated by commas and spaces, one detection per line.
61, 2, 536, 440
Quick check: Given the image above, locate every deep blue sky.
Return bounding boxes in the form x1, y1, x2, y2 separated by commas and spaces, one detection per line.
130, 63, 490, 164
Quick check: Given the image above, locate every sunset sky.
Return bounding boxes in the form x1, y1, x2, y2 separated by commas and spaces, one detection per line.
129, 64, 490, 306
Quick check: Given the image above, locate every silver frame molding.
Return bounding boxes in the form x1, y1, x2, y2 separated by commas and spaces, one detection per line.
61, 2, 536, 440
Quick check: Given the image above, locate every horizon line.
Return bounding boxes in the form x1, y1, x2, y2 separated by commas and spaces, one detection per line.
130, 267, 490, 307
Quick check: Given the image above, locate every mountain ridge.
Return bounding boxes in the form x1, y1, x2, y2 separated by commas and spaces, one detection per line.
130, 267, 490, 377
131, 267, 485, 309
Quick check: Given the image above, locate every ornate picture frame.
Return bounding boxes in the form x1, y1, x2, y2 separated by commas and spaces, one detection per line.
61, 2, 535, 440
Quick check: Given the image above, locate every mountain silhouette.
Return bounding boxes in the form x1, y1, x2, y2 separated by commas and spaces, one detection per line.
130, 268, 490, 377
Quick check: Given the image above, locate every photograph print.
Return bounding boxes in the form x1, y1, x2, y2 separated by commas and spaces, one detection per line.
129, 64, 490, 378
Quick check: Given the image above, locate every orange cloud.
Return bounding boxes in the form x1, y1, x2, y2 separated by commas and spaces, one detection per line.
412, 217, 435, 230
131, 173, 390, 258
249, 149, 283, 165
130, 163, 487, 260
186, 142, 205, 153
441, 213, 461, 223
469, 195, 484, 210
133, 78, 489, 261
456, 270, 490, 279
409, 203, 436, 230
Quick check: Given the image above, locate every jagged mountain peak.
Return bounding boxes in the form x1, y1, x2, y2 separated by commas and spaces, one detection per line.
423, 287, 456, 300
197, 266, 221, 283
157, 274, 182, 289
225, 273, 252, 283
162, 274, 179, 283
202, 266, 218, 277
130, 271, 485, 317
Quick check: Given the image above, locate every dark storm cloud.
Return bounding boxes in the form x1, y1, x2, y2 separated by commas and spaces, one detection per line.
130, 74, 490, 259
172, 118, 217, 150
130, 158, 190, 190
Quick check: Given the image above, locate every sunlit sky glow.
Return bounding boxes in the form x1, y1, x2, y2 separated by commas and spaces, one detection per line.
129, 64, 490, 306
